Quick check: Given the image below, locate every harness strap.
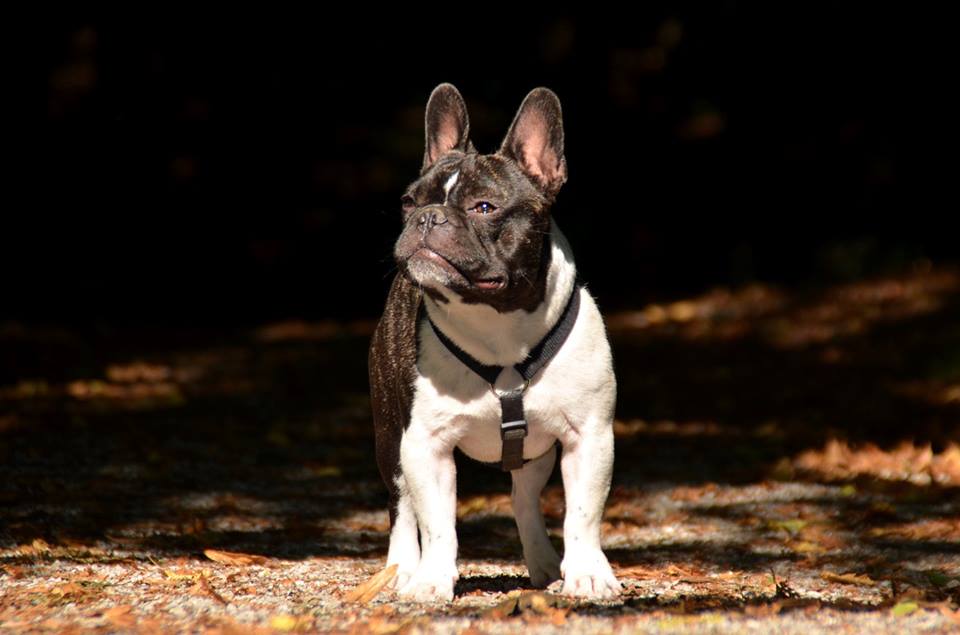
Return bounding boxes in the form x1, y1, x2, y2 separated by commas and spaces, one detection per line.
428, 283, 582, 471
499, 390, 527, 471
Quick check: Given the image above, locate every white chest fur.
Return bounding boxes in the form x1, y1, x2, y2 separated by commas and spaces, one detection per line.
408, 222, 617, 463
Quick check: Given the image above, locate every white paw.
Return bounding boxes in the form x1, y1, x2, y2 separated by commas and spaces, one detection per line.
387, 567, 415, 591
560, 550, 621, 599
525, 543, 562, 588
397, 562, 458, 602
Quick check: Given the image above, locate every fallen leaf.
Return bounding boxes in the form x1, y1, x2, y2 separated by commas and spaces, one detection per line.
789, 540, 826, 554
795, 440, 960, 486
549, 608, 568, 626
268, 614, 314, 631
193, 575, 229, 605
821, 571, 875, 586
768, 519, 808, 534
483, 592, 521, 619
614, 564, 657, 579
52, 582, 85, 597
517, 591, 566, 614
343, 564, 398, 603
892, 601, 919, 616
458, 497, 491, 517
478, 591, 569, 622
103, 605, 136, 628
203, 549, 268, 566
270, 614, 299, 631
160, 568, 202, 582
518, 591, 570, 625
31, 538, 51, 553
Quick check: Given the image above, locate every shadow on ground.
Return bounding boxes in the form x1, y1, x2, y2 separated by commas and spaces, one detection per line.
2, 269, 960, 631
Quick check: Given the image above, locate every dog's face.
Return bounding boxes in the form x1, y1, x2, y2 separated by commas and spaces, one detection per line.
394, 84, 568, 313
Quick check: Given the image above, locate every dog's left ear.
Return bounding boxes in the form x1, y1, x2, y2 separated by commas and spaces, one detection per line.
499, 87, 567, 199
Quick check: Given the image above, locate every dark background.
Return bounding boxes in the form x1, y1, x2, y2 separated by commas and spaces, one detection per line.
17, 7, 954, 326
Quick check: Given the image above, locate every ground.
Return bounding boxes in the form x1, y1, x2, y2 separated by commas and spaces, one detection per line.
2, 268, 960, 633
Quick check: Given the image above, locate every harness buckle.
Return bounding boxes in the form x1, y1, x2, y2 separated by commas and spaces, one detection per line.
500, 418, 528, 441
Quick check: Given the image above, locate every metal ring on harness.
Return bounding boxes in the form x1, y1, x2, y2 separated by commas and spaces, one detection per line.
490, 379, 529, 398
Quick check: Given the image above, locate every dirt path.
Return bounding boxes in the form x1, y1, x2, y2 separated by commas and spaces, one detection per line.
3, 270, 960, 633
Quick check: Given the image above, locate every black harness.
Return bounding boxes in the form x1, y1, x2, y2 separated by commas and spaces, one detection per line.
426, 283, 582, 471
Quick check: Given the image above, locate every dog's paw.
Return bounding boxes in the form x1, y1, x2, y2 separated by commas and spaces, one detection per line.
387, 566, 415, 591
560, 550, 621, 599
525, 544, 562, 588
396, 563, 458, 602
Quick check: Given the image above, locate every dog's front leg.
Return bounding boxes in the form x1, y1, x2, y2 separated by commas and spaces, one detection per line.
397, 422, 459, 601
559, 420, 621, 598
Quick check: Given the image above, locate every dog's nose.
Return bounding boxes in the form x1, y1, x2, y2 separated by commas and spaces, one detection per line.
417, 205, 449, 230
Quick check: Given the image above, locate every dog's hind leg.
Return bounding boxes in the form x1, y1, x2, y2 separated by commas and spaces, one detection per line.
511, 445, 562, 588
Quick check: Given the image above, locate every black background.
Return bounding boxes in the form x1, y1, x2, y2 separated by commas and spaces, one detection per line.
17, 7, 954, 325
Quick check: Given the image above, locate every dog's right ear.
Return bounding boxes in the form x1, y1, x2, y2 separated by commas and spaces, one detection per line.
422, 83, 471, 173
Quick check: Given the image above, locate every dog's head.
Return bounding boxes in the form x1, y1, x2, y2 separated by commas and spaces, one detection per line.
394, 83, 567, 313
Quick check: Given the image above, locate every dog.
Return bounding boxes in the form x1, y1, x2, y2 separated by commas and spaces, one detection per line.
369, 83, 620, 602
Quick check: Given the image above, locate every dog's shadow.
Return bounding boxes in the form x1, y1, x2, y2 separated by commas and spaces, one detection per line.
455, 574, 530, 595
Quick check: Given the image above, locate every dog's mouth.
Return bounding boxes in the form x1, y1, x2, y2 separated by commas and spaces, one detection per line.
472, 277, 505, 291
409, 248, 505, 291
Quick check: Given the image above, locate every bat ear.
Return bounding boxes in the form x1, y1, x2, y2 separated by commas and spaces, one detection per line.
422, 83, 471, 173
498, 87, 567, 198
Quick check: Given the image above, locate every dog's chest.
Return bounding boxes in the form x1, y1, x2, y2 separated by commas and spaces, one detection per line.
408, 301, 608, 464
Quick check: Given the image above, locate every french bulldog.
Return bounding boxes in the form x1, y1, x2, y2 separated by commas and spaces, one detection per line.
369, 83, 620, 602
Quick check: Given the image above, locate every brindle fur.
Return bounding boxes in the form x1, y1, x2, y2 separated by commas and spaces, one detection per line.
370, 82, 567, 531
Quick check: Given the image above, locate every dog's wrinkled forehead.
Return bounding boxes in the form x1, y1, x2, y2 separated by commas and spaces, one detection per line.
408, 151, 540, 209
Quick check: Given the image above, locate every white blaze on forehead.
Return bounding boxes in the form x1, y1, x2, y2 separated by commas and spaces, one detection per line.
443, 171, 459, 204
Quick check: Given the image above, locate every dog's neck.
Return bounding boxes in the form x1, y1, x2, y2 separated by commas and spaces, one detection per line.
423, 219, 578, 367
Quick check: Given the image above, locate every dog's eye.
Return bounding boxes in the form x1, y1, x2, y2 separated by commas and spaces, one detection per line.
471, 202, 497, 215
401, 195, 416, 215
